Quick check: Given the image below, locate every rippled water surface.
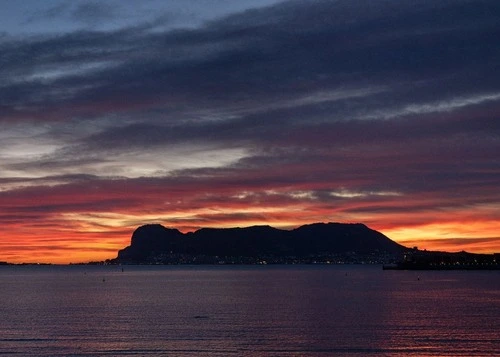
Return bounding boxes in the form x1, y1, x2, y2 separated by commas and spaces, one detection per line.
0, 265, 498, 356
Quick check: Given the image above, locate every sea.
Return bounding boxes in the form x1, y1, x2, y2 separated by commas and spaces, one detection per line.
0, 265, 498, 356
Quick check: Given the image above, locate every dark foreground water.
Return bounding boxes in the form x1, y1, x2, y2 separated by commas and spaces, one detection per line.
0, 265, 498, 356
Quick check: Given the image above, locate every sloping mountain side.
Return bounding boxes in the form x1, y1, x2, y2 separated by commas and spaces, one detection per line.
112, 222, 407, 264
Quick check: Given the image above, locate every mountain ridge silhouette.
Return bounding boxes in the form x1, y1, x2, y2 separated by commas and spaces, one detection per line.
115, 222, 406, 263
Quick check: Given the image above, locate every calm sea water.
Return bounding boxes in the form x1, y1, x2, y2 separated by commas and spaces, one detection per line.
0, 265, 498, 356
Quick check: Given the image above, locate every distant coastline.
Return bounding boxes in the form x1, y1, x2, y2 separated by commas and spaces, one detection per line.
0, 261, 54, 266
383, 249, 499, 270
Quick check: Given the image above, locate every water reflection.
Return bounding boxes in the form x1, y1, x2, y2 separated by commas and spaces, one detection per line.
0, 265, 498, 356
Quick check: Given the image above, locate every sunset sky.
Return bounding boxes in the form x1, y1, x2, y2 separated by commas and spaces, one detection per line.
1, 0, 499, 263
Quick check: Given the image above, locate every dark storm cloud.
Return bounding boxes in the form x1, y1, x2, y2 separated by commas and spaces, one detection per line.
2, 0, 499, 126
76, 105, 499, 156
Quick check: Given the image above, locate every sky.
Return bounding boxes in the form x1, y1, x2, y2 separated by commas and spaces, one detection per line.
1, 0, 499, 264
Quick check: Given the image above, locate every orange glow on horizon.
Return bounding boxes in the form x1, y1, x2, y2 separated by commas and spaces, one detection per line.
2, 181, 500, 264
1, 206, 499, 264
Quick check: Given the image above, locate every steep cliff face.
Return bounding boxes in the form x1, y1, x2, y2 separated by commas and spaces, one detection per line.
116, 222, 406, 263
117, 224, 184, 261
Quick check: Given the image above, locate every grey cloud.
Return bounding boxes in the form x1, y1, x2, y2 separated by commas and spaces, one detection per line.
23, 3, 72, 23
74, 98, 499, 155
2, 0, 499, 124
1, 0, 499, 204
71, 2, 118, 25
26, 1, 122, 28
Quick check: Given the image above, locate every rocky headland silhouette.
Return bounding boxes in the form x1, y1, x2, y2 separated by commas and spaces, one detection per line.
111, 222, 406, 264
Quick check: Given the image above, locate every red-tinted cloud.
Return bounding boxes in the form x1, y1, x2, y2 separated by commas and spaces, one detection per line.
1, 0, 500, 263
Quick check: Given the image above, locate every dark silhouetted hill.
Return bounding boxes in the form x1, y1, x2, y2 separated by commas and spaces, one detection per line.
114, 222, 406, 264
